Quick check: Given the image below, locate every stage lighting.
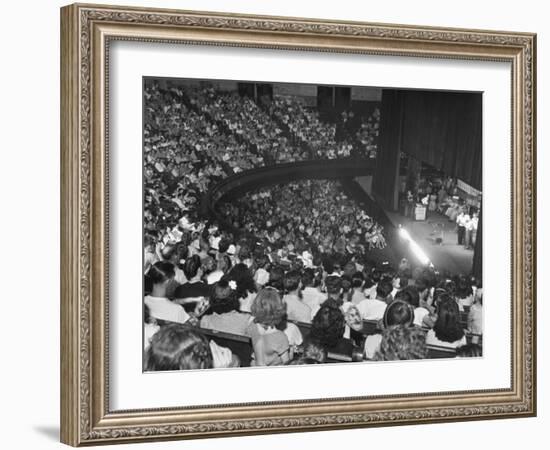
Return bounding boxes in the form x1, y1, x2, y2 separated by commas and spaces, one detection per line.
398, 225, 431, 266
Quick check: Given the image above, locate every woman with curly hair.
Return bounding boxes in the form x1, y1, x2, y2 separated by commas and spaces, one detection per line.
200, 280, 252, 335
425, 295, 467, 348
374, 325, 428, 361
247, 287, 291, 366
144, 324, 234, 371
364, 299, 415, 360
309, 299, 354, 356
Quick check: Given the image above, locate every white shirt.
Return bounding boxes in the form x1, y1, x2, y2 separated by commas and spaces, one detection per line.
239, 291, 257, 313
466, 216, 478, 231
364, 334, 383, 360
350, 290, 366, 305
364, 284, 377, 300
301, 287, 326, 320
284, 322, 303, 346
144, 295, 189, 324
144, 323, 160, 350
414, 307, 430, 327
174, 266, 187, 285
457, 213, 469, 227
357, 298, 387, 320
254, 268, 270, 286
283, 293, 312, 323
206, 270, 224, 285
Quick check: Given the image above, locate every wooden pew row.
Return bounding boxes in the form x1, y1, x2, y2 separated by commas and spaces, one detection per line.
426, 345, 457, 359
193, 325, 481, 366
198, 327, 253, 367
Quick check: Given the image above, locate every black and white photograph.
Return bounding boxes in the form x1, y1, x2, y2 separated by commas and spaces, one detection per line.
143, 77, 483, 371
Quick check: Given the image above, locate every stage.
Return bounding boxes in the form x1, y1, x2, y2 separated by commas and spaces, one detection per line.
385, 209, 474, 275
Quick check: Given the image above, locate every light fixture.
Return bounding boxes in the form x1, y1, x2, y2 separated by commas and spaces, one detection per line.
399, 225, 431, 266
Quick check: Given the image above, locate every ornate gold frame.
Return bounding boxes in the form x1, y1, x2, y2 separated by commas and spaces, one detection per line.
60, 3, 536, 446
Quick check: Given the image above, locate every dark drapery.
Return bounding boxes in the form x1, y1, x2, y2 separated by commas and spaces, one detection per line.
397, 89, 482, 190
372, 89, 482, 210
371, 90, 404, 210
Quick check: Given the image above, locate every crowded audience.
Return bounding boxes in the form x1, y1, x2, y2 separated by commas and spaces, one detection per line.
218, 179, 387, 256
143, 80, 482, 371
144, 246, 484, 370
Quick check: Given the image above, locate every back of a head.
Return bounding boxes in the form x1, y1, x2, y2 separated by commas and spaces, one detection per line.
310, 300, 345, 348
340, 275, 352, 293
415, 277, 429, 293
183, 255, 201, 280
351, 271, 364, 289
267, 265, 285, 291
174, 241, 189, 264
343, 261, 356, 277
434, 296, 464, 343
283, 270, 301, 293
148, 261, 175, 285
251, 287, 286, 327
322, 257, 335, 275
325, 276, 342, 296
383, 300, 414, 328
370, 269, 382, 284
209, 280, 239, 314
301, 268, 315, 287
455, 277, 473, 299
395, 286, 420, 308
226, 263, 255, 298
144, 325, 212, 371
218, 238, 230, 254
376, 279, 393, 299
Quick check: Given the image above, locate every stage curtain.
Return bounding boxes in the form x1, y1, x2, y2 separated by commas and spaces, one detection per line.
372, 90, 403, 210
397, 89, 482, 190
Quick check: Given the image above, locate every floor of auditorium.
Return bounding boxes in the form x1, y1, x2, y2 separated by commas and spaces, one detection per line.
385, 210, 474, 275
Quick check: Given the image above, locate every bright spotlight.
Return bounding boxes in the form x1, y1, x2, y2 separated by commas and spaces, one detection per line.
399, 225, 431, 266
399, 227, 411, 241
409, 240, 431, 266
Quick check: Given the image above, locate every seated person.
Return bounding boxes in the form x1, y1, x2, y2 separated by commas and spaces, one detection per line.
144, 324, 236, 371
174, 255, 211, 313
395, 286, 429, 327
364, 299, 415, 360
324, 275, 344, 305
350, 272, 366, 305
144, 261, 190, 325
309, 299, 354, 356
247, 287, 291, 366
200, 280, 252, 336
283, 270, 312, 323
356, 278, 392, 320
300, 268, 326, 319
425, 295, 467, 348
342, 303, 366, 348
225, 263, 257, 313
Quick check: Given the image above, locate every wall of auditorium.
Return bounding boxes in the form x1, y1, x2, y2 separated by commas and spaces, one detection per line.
0, 1, 546, 450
